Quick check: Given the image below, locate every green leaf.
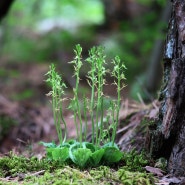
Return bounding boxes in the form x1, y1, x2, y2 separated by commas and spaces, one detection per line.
89, 148, 104, 167
47, 147, 69, 162
46, 148, 53, 160
71, 148, 92, 168
102, 146, 123, 164
69, 142, 81, 162
69, 143, 92, 168
82, 142, 97, 152
103, 142, 119, 149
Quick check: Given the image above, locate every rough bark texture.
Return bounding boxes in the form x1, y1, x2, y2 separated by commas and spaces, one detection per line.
0, 0, 14, 21
148, 0, 185, 176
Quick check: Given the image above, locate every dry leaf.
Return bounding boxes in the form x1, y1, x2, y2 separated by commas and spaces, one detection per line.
145, 166, 164, 177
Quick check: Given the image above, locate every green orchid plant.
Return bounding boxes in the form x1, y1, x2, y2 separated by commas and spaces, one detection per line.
41, 44, 126, 168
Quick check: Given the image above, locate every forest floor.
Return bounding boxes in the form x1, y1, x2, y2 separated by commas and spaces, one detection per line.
0, 61, 184, 185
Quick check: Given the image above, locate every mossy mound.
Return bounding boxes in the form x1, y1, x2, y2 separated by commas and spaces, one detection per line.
0, 152, 155, 185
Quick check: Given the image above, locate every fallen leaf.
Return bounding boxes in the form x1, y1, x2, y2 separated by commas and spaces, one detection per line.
145, 166, 165, 176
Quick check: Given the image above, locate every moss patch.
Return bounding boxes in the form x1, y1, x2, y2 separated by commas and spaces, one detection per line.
0, 152, 155, 185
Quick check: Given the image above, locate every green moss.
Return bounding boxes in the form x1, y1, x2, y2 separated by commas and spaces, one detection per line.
122, 150, 149, 171
118, 169, 154, 185
0, 153, 63, 177
0, 153, 155, 185
155, 157, 167, 171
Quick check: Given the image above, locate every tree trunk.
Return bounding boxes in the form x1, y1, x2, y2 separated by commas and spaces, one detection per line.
0, 0, 14, 21
148, 0, 185, 176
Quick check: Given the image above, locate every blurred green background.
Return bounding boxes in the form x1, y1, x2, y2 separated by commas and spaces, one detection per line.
0, 0, 169, 101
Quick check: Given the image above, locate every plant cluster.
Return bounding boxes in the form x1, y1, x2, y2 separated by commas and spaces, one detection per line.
42, 44, 126, 168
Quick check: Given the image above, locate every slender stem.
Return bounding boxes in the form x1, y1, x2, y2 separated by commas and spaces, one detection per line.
72, 44, 83, 145
46, 63, 67, 145
52, 94, 59, 143
86, 48, 96, 144
98, 97, 104, 145
95, 82, 101, 146
74, 89, 83, 144
95, 56, 105, 146
59, 98, 67, 143
106, 114, 111, 143
83, 95, 88, 141
90, 82, 95, 144
111, 56, 126, 145
73, 111, 79, 141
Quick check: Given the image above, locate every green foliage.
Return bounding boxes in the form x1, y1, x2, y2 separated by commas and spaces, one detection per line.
122, 150, 149, 171
43, 44, 127, 168
47, 147, 69, 162
117, 169, 154, 185
102, 146, 123, 164
41, 140, 123, 169
89, 148, 104, 167
70, 147, 92, 168
0, 0, 103, 62
69, 44, 84, 145
111, 56, 126, 143
45, 64, 67, 144
46, 44, 126, 146
0, 153, 63, 178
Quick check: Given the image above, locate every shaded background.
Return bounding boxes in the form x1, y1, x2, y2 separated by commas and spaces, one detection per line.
0, 0, 169, 153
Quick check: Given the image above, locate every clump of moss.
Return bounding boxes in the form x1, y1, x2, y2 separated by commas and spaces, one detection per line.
89, 166, 154, 185
155, 157, 167, 171
0, 153, 63, 178
26, 167, 96, 185
122, 150, 149, 171
117, 169, 154, 185
0, 151, 155, 185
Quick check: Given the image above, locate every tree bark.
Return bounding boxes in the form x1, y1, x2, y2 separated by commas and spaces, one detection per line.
148, 0, 185, 176
0, 0, 14, 22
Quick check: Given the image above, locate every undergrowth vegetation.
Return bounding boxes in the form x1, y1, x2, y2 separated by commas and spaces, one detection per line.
0, 151, 155, 185
41, 44, 126, 168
